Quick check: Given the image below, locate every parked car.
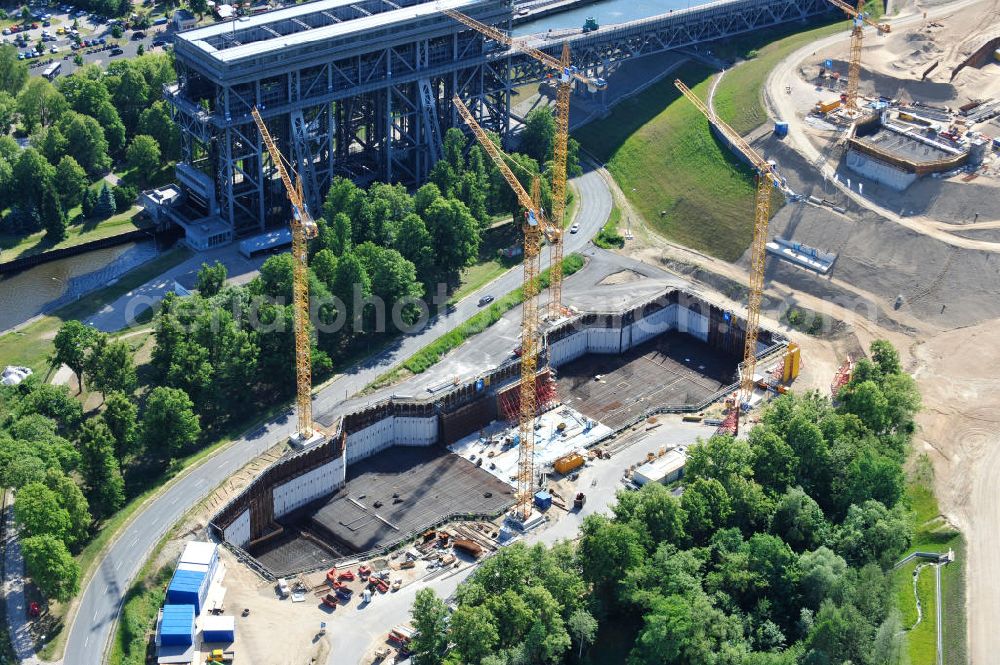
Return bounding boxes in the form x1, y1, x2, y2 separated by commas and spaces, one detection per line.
109, 47, 124, 56
478, 294, 494, 307
131, 30, 145, 40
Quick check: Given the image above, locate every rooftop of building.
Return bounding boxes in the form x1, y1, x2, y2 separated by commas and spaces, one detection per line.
635, 449, 686, 481
176, 0, 485, 63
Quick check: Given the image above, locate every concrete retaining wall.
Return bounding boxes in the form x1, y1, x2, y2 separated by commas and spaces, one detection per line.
211, 287, 785, 548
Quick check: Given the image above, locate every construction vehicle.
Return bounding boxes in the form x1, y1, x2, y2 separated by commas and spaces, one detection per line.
250, 107, 318, 442
454, 96, 551, 522
674, 79, 780, 436
442, 7, 606, 317
582, 16, 599, 33
815, 99, 843, 114
826, 0, 891, 112
573, 492, 586, 510
206, 649, 236, 663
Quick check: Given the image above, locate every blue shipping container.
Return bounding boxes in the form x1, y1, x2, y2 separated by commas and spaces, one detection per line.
774, 122, 789, 138
534, 491, 552, 510
167, 569, 208, 614
160, 604, 194, 647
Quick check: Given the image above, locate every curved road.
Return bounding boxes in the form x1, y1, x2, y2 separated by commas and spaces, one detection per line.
763, 0, 1000, 253
62, 163, 612, 665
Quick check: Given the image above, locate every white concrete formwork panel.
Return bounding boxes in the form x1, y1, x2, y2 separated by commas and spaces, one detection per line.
626, 304, 676, 349
845, 150, 917, 191
345, 417, 396, 464
222, 509, 250, 548
272, 458, 342, 518
676, 306, 709, 342
393, 416, 438, 446
586, 327, 622, 354
549, 330, 588, 367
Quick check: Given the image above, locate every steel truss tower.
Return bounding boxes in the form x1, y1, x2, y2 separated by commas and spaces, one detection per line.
168, 0, 512, 236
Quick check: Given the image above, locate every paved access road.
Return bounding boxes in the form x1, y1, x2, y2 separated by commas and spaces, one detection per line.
61, 163, 612, 665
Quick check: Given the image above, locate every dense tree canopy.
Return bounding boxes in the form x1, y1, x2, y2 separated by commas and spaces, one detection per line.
412, 340, 919, 665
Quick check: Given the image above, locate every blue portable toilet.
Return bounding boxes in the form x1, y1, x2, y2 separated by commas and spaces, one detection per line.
166, 569, 208, 614
159, 604, 194, 647
534, 490, 552, 510
774, 122, 789, 138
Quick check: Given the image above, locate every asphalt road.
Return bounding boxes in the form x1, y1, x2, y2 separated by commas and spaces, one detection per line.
62, 162, 612, 665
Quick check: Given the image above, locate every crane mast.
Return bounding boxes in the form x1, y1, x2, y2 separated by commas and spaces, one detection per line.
250, 106, 318, 441
826, 0, 891, 111
441, 7, 605, 317
674, 80, 777, 433
454, 96, 545, 521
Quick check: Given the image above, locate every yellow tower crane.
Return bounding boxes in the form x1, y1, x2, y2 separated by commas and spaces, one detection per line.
441, 6, 605, 317
674, 79, 781, 435
454, 95, 550, 521
250, 106, 318, 442
826, 0, 891, 112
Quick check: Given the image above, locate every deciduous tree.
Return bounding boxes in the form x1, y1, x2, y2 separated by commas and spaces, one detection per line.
14, 481, 71, 543
196, 260, 227, 296
50, 320, 99, 392
141, 386, 201, 459
21, 534, 80, 602
410, 588, 449, 665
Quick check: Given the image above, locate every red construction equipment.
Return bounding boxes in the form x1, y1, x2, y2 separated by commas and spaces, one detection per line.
336, 570, 355, 582
831, 356, 855, 398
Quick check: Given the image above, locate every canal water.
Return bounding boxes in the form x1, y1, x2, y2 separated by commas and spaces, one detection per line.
0, 240, 160, 333
513, 0, 709, 36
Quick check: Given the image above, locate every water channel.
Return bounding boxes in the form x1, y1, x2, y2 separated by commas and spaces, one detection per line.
513, 0, 710, 36
0, 240, 159, 333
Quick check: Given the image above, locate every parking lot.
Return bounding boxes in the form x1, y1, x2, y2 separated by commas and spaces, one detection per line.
5, 4, 172, 79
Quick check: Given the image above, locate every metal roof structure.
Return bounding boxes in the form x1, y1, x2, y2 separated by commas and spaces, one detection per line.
177, 0, 482, 65
179, 541, 218, 567
159, 604, 195, 645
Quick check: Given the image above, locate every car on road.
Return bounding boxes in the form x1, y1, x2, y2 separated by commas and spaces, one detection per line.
570, 222, 580, 233
109, 47, 123, 56
478, 294, 494, 307
131, 30, 145, 40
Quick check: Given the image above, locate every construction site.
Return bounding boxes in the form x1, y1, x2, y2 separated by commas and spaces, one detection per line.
125, 0, 1000, 663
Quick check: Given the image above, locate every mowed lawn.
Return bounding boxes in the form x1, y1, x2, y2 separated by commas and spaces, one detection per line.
574, 20, 848, 261
712, 21, 849, 136
892, 463, 967, 665
575, 61, 756, 261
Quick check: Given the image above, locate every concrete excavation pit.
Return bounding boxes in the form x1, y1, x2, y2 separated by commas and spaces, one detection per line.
555, 332, 736, 429
250, 447, 513, 576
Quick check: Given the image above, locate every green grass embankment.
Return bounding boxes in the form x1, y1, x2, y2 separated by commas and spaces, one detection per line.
574, 21, 846, 261
891, 458, 966, 665
575, 62, 756, 261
